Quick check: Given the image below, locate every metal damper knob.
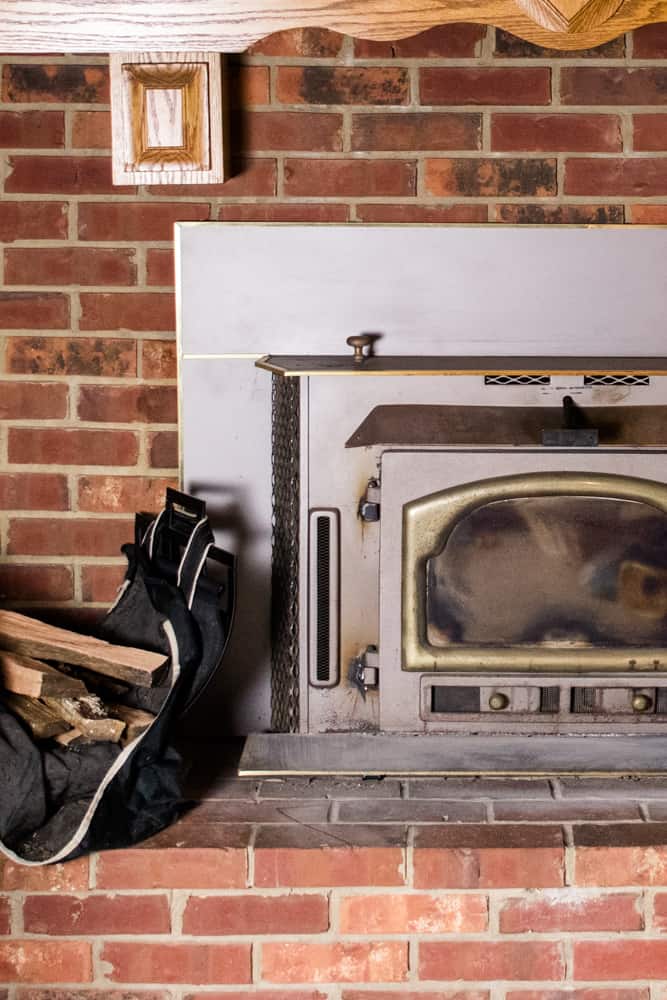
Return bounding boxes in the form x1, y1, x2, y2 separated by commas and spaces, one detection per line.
346, 334, 373, 363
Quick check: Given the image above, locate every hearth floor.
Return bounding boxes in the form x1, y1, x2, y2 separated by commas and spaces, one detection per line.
160, 742, 667, 852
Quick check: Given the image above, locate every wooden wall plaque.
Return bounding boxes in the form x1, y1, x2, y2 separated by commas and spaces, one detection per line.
110, 52, 225, 186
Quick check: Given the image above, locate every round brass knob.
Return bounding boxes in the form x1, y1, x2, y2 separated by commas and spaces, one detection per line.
346, 334, 373, 363
489, 692, 510, 711
632, 693, 653, 713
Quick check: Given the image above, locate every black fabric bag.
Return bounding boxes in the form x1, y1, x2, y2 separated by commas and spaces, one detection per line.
0, 489, 234, 865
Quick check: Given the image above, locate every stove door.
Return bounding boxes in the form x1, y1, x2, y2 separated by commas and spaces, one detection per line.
379, 449, 667, 731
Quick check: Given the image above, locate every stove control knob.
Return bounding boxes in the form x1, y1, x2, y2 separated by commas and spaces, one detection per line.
489, 692, 510, 711
632, 692, 653, 713
346, 334, 373, 363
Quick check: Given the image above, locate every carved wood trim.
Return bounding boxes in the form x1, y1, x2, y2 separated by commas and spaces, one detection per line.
110, 52, 225, 186
0, 0, 666, 52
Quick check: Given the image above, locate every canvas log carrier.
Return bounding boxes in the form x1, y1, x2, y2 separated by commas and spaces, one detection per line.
0, 489, 235, 865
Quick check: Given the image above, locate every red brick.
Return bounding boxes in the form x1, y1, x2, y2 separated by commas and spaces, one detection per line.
103, 943, 251, 984
255, 847, 405, 887
0, 201, 67, 241
249, 27, 343, 56
71, 110, 111, 148
149, 431, 178, 469
0, 942, 91, 984
414, 828, 564, 889
0, 110, 64, 148
150, 158, 276, 198
497, 204, 624, 224
561, 67, 667, 104
240, 111, 343, 151
78, 475, 176, 513
340, 893, 487, 934
183, 893, 329, 935
352, 112, 480, 151
0, 858, 88, 891
187, 995, 326, 1000
9, 517, 131, 556
494, 29, 625, 57
491, 113, 621, 152
420, 941, 565, 982
284, 158, 415, 197
24, 894, 170, 935
141, 339, 177, 377
80, 564, 125, 602
357, 204, 488, 223
0, 474, 65, 510
632, 205, 667, 223
6, 156, 132, 195
2, 63, 108, 102
499, 891, 643, 932
145, 251, 175, 287
354, 24, 485, 58
650, 893, 667, 930
565, 157, 667, 195
0, 564, 73, 602
217, 203, 349, 222
277, 67, 409, 106
575, 941, 667, 980
425, 158, 556, 197
263, 942, 408, 983
421, 68, 550, 105
78, 201, 210, 241
506, 992, 647, 1000
343, 994, 489, 1000
0, 381, 67, 419
9, 428, 138, 467
576, 846, 667, 885
16, 993, 168, 1000
0, 291, 69, 329
633, 22, 667, 57
7, 336, 136, 377
79, 292, 175, 332
5, 248, 136, 286
634, 113, 667, 150
228, 64, 270, 106
77, 385, 176, 423
415, 845, 564, 888
0, 898, 9, 935
96, 848, 247, 889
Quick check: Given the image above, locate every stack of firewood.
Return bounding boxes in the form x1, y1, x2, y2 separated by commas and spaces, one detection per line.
0, 611, 168, 748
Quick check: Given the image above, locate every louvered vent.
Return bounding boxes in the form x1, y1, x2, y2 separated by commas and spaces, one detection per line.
583, 375, 650, 386
309, 510, 339, 688
484, 375, 551, 386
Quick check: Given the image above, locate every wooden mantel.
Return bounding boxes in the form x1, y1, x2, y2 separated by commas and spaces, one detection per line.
0, 0, 666, 52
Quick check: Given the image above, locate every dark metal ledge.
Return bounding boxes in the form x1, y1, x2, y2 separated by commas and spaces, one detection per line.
239, 733, 667, 777
256, 356, 667, 378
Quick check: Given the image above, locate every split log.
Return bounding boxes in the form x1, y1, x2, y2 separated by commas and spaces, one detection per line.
0, 650, 87, 698
43, 694, 126, 742
3, 692, 71, 739
108, 703, 155, 744
0, 611, 167, 688
53, 728, 86, 747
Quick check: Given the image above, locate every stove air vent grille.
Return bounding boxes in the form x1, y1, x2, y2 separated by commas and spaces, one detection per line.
309, 510, 339, 688
484, 375, 550, 386
583, 375, 650, 386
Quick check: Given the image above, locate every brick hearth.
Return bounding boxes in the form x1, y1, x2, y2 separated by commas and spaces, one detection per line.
4, 773, 667, 992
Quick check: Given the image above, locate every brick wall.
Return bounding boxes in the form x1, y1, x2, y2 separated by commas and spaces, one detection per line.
0, 25, 666, 618
5, 775, 667, 993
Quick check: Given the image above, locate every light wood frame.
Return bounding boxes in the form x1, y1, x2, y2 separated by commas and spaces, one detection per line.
110, 51, 225, 186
